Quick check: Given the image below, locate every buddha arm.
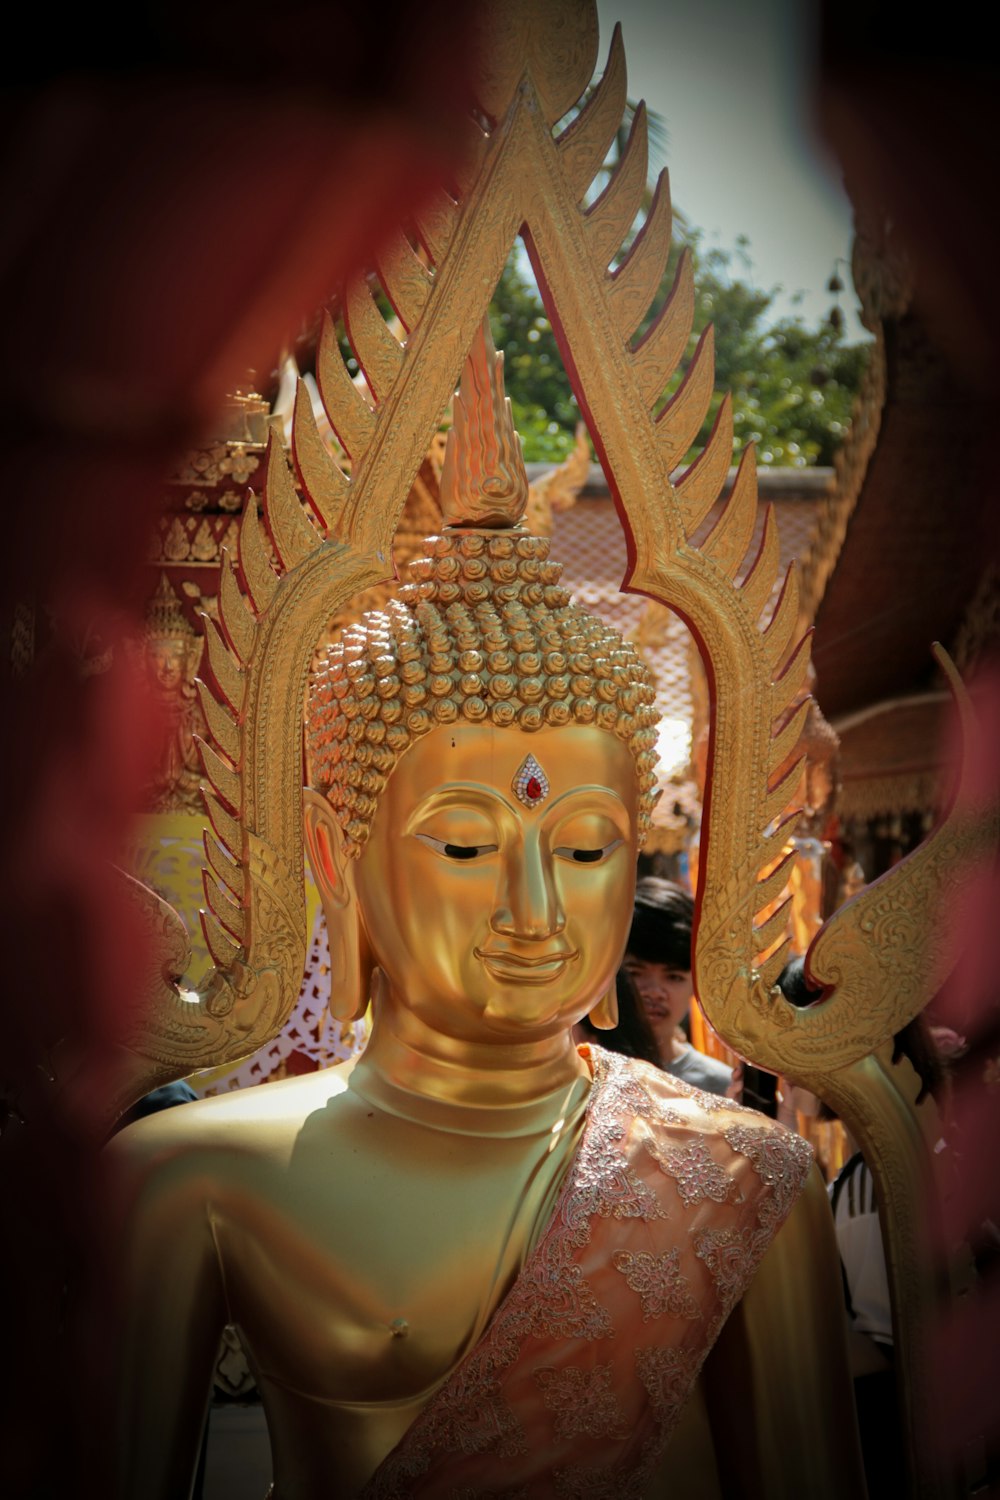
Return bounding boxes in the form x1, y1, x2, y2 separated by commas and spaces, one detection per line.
699, 1164, 868, 1500
111, 1141, 229, 1500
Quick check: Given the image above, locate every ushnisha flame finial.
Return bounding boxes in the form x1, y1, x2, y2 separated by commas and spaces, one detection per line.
439, 316, 529, 529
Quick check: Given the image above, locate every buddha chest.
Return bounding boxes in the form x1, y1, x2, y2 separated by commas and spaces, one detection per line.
210, 1080, 587, 1409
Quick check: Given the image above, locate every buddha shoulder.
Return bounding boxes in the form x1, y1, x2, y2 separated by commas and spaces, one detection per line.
107, 1064, 357, 1189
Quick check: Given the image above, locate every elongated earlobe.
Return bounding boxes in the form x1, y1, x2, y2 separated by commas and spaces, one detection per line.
588, 983, 619, 1030
303, 788, 373, 1022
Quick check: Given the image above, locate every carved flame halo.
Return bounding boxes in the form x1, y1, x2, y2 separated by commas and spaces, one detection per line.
120, 0, 987, 1143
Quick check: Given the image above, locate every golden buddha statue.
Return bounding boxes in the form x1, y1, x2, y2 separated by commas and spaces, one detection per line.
106, 9, 986, 1495
111, 322, 863, 1500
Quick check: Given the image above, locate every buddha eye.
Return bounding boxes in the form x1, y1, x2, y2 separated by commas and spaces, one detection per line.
554, 838, 624, 864
415, 834, 498, 861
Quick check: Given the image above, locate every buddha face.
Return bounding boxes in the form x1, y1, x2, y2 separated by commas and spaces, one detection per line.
146, 635, 190, 693
352, 723, 639, 1041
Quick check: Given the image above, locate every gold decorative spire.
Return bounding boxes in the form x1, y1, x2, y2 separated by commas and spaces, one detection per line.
144, 571, 193, 639
439, 316, 529, 528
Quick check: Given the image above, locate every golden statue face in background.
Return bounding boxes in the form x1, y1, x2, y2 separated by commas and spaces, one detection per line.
353, 722, 638, 1040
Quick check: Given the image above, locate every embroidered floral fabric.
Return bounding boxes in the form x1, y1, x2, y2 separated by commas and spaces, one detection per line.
362, 1047, 813, 1499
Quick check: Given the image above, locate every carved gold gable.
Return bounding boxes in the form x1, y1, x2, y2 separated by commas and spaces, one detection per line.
117, 16, 991, 1490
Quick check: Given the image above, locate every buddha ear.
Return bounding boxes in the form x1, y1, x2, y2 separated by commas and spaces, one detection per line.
587, 980, 619, 1030
303, 787, 373, 1023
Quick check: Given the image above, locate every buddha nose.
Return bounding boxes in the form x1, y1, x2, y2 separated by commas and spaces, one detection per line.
491, 837, 565, 941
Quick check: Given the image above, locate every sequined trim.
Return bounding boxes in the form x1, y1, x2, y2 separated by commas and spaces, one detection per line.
613, 1248, 700, 1322
535, 1364, 629, 1439
551, 1343, 708, 1499
415, 1353, 526, 1459
553, 1462, 645, 1500
693, 1224, 767, 1313
363, 1449, 432, 1500
635, 1343, 704, 1418
661, 1070, 756, 1113
645, 1135, 736, 1206
724, 1121, 814, 1229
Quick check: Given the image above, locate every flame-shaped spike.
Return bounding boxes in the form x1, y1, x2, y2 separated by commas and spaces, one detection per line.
757, 935, 793, 989
630, 243, 693, 408
762, 564, 801, 675
513, 1, 600, 128
439, 316, 529, 527
204, 829, 244, 902
675, 392, 733, 535
218, 550, 255, 664
202, 788, 242, 864
262, 435, 319, 573
703, 444, 758, 579
754, 840, 797, 908
770, 630, 812, 721
343, 276, 404, 401
556, 23, 627, 200
239, 491, 279, 614
200, 907, 241, 970
739, 503, 780, 620
768, 697, 811, 776
583, 100, 648, 269
753, 896, 793, 955
376, 229, 432, 332
196, 678, 240, 764
202, 867, 245, 944
201, 616, 244, 714
607, 171, 673, 343
316, 311, 375, 460
291, 378, 348, 530
196, 735, 241, 817
654, 325, 715, 471
761, 755, 806, 830
415, 187, 458, 263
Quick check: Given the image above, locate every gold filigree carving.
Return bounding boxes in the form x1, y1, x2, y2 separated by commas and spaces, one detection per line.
137, 573, 208, 816
175, 441, 260, 489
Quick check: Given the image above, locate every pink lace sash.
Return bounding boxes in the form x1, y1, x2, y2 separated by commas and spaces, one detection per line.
362, 1046, 813, 1498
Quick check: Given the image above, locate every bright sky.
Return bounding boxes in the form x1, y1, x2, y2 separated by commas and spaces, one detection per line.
593, 0, 867, 341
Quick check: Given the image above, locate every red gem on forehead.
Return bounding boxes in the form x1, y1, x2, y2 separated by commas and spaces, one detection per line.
513, 754, 550, 808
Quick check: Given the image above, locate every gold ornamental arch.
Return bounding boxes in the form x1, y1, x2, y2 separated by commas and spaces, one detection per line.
117, 8, 989, 1495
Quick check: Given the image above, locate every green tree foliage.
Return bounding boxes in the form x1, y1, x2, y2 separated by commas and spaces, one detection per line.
488, 256, 584, 463
688, 235, 869, 467
490, 233, 869, 468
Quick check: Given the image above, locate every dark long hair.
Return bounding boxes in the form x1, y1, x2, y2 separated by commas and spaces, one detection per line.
627, 877, 694, 970
578, 966, 664, 1068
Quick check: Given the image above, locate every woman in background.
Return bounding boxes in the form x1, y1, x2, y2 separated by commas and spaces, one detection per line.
579, 877, 732, 1095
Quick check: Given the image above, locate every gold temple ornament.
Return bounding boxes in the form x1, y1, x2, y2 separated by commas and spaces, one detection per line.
107, 4, 994, 1496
